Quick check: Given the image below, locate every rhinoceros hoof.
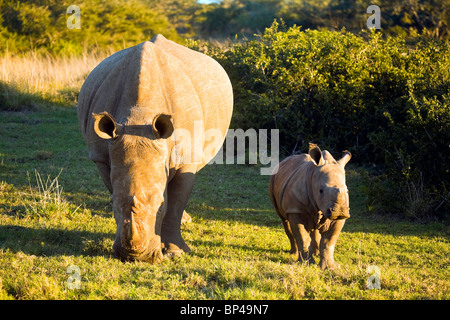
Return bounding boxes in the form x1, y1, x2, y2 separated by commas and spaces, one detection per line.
318, 260, 341, 270
162, 242, 191, 257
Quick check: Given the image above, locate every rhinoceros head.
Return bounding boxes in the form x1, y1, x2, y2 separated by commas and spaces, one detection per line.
308, 143, 351, 220
93, 111, 174, 263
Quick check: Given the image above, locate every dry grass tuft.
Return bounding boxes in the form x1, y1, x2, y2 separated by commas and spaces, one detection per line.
0, 51, 109, 109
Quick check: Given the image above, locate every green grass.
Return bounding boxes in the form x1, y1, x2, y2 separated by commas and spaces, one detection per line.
0, 107, 449, 300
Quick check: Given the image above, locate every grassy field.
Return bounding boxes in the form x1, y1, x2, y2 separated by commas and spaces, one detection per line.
0, 105, 449, 300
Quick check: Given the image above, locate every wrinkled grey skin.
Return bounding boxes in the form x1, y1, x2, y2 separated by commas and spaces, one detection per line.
77, 35, 233, 263
269, 143, 351, 269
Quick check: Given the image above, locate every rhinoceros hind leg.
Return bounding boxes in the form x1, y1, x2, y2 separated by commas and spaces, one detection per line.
281, 219, 298, 255
161, 169, 196, 256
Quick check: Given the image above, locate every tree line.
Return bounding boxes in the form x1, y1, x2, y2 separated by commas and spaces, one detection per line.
1, 0, 449, 54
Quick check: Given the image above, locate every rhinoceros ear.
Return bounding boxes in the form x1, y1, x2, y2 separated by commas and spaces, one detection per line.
93, 112, 119, 140
308, 142, 325, 166
322, 150, 339, 165
337, 150, 352, 167
153, 114, 174, 139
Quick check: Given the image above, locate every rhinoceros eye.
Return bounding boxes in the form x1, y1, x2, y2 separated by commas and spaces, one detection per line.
320, 189, 323, 194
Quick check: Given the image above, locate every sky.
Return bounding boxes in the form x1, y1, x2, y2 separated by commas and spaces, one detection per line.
197, 0, 222, 4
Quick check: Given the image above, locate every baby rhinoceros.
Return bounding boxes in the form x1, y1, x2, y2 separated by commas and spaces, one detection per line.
269, 143, 351, 269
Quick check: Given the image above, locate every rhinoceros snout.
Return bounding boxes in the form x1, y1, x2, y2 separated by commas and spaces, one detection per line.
325, 207, 350, 220
113, 239, 163, 263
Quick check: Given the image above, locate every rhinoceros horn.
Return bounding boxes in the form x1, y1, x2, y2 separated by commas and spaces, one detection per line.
128, 211, 139, 243
127, 196, 142, 243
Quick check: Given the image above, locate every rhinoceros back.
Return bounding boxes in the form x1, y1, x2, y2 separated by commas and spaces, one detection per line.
77, 34, 233, 170
269, 154, 316, 219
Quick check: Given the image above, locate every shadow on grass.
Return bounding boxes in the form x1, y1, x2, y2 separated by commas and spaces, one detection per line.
190, 238, 289, 262
0, 224, 114, 258
0, 80, 77, 111
0, 81, 48, 112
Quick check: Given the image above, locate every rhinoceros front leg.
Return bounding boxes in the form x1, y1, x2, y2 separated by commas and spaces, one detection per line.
318, 219, 345, 269
310, 229, 321, 257
161, 167, 196, 256
287, 213, 315, 264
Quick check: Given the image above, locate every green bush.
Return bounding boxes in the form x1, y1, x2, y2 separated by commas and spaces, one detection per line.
369, 92, 450, 220
208, 21, 449, 219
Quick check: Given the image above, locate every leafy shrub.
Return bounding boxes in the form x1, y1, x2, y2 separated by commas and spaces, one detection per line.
369, 92, 450, 220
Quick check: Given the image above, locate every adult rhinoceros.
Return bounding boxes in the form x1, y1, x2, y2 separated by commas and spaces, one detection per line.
78, 35, 233, 263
